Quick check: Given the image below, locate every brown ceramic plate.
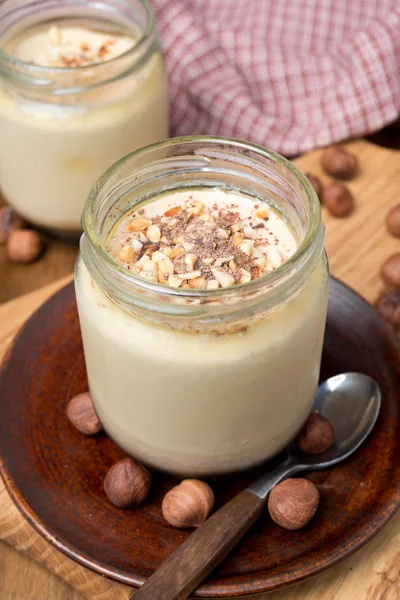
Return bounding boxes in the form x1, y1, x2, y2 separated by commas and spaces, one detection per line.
0, 278, 400, 597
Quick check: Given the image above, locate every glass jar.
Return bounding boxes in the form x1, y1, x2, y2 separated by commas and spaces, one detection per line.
75, 136, 329, 477
0, 0, 168, 236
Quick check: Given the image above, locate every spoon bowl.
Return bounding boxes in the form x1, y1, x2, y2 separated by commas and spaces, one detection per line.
289, 372, 381, 468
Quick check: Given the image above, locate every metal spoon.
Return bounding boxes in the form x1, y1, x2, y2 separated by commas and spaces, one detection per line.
132, 373, 381, 600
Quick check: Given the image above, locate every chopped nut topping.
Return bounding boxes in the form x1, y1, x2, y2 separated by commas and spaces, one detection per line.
130, 237, 143, 253
232, 232, 244, 247
256, 207, 269, 219
132, 231, 147, 243
136, 254, 150, 267
266, 247, 282, 269
211, 267, 235, 288
164, 206, 181, 217
214, 255, 234, 267
243, 226, 256, 239
146, 224, 161, 242
189, 276, 207, 289
48, 26, 61, 46
202, 257, 214, 266
178, 271, 201, 280
187, 201, 205, 216
128, 218, 151, 232
216, 228, 229, 239
238, 269, 252, 284
109, 194, 294, 288
168, 275, 183, 288
38, 27, 126, 68
228, 259, 237, 270
116, 245, 133, 262
98, 43, 110, 60
185, 253, 198, 270
240, 240, 254, 257
158, 255, 174, 282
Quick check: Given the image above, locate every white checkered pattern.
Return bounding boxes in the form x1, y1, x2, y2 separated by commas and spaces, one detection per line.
152, 0, 400, 155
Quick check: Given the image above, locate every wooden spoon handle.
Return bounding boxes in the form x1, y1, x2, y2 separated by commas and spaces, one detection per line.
131, 489, 265, 600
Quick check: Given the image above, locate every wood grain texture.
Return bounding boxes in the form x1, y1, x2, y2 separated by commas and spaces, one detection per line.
132, 491, 265, 600
0, 239, 77, 304
0, 195, 77, 304
0, 542, 82, 600
0, 138, 399, 600
0, 486, 130, 600
0, 184, 77, 304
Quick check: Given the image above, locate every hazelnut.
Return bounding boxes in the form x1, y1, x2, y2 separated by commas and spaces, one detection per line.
0, 206, 24, 244
386, 204, 400, 238
321, 145, 358, 179
7, 229, 43, 263
268, 478, 319, 530
104, 458, 152, 508
374, 289, 400, 330
322, 183, 354, 217
296, 411, 335, 454
305, 173, 323, 200
381, 253, 400, 288
67, 392, 102, 435
162, 479, 215, 528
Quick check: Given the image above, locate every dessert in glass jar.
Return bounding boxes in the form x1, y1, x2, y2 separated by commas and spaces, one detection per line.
0, 0, 168, 236
75, 137, 329, 476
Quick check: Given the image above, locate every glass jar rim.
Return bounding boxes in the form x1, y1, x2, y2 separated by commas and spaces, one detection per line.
0, 0, 156, 86
82, 135, 324, 301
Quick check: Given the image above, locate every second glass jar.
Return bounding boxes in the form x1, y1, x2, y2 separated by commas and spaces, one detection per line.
0, 0, 168, 235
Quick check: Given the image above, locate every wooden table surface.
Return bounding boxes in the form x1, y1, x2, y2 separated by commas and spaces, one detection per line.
0, 136, 399, 600
0, 226, 77, 305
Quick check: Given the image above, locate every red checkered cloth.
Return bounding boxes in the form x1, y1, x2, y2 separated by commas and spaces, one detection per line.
152, 0, 400, 156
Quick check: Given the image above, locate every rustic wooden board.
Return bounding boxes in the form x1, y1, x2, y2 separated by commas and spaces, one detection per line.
0, 139, 399, 599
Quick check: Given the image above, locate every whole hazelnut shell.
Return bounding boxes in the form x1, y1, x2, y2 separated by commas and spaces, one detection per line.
305, 173, 323, 200
322, 183, 354, 218
67, 392, 102, 435
374, 288, 400, 330
386, 204, 400, 238
268, 478, 319, 530
162, 479, 215, 528
321, 145, 358, 179
381, 253, 400, 288
296, 411, 335, 454
7, 229, 43, 263
0, 206, 24, 244
104, 458, 152, 508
